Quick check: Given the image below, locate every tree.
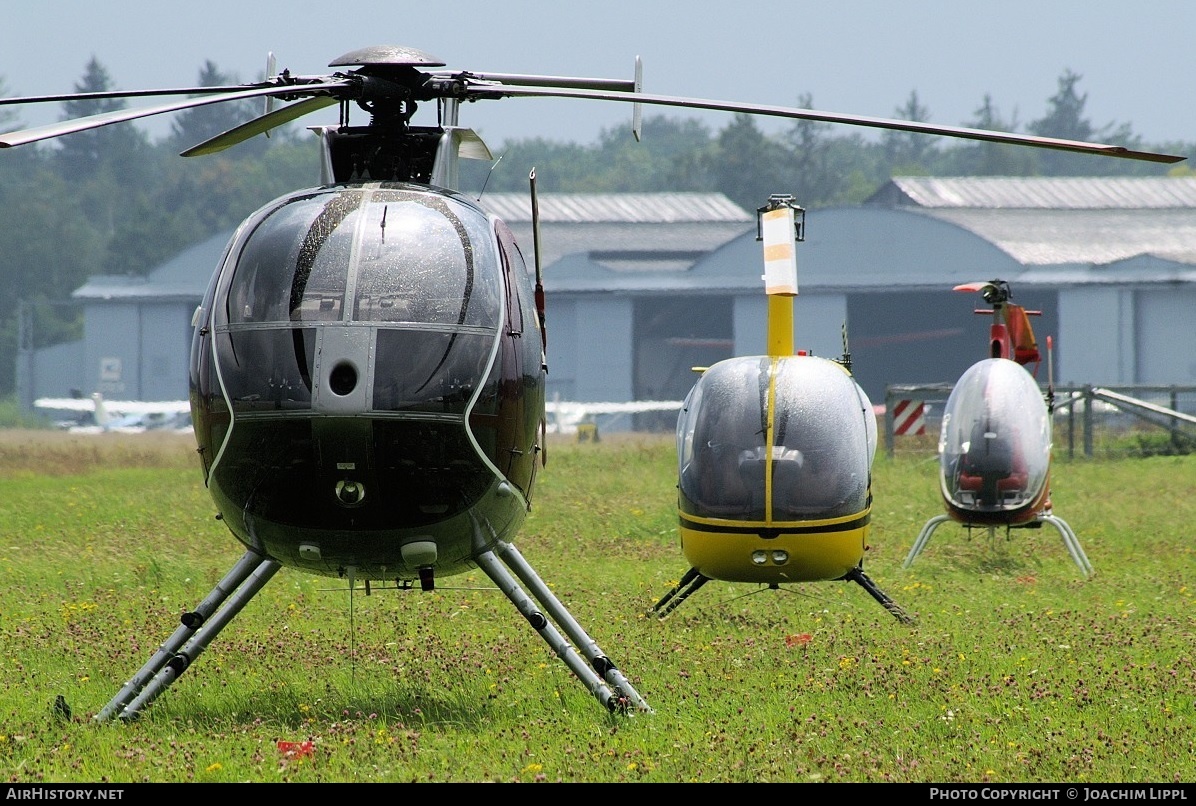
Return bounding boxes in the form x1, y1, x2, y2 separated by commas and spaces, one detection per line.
1027, 69, 1141, 176
55, 57, 149, 180
0, 77, 21, 130
942, 94, 1038, 176
783, 93, 870, 206
882, 90, 937, 174
167, 61, 268, 156
1029, 69, 1093, 143
593, 115, 716, 191
705, 113, 792, 210
0, 164, 104, 395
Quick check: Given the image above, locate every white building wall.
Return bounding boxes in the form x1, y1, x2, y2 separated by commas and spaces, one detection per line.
544, 297, 579, 402
17, 340, 84, 407
732, 294, 767, 355
794, 294, 849, 360
732, 292, 847, 360
1136, 289, 1196, 385
81, 301, 192, 401
1058, 287, 1134, 386
139, 302, 191, 400
572, 297, 633, 401
84, 302, 141, 400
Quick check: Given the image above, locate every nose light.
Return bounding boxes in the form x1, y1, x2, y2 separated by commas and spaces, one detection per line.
335, 479, 365, 506
329, 361, 358, 396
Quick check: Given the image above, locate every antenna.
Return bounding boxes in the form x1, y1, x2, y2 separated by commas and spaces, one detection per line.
263, 52, 277, 135
631, 56, 643, 142
1046, 335, 1056, 413
529, 167, 546, 354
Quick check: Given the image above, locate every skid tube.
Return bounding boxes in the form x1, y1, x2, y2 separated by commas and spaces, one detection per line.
904, 512, 1094, 578
474, 541, 651, 713
94, 542, 651, 720
94, 549, 282, 722
647, 567, 710, 619
842, 567, 917, 625
648, 565, 915, 624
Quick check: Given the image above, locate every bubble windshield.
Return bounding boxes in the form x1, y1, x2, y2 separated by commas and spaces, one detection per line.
677, 356, 875, 521
213, 186, 502, 414
938, 358, 1051, 512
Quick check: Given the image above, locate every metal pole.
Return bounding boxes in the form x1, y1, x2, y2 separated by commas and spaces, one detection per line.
1083, 385, 1094, 457
884, 386, 895, 459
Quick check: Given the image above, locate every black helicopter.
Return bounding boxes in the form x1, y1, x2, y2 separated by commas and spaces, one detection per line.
1, 45, 1178, 720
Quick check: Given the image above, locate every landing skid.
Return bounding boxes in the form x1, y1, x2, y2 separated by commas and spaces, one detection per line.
94, 549, 281, 722
844, 567, 917, 625
95, 545, 649, 721
476, 541, 650, 713
648, 565, 916, 625
645, 567, 709, 618
903, 512, 1094, 577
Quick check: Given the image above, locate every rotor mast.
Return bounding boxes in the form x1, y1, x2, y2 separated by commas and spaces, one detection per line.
757, 195, 804, 357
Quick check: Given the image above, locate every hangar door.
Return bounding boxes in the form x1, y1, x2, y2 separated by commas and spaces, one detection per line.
633, 295, 733, 430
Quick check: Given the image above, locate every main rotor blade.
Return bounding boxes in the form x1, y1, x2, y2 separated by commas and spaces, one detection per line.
0, 81, 350, 149
472, 84, 1186, 164
181, 96, 339, 156
0, 85, 254, 107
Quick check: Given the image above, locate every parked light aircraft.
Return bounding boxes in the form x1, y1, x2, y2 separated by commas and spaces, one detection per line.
34, 392, 192, 434
545, 397, 683, 435
0, 44, 1173, 720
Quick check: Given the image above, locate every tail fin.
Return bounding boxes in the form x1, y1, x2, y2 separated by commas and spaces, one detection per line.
1006, 303, 1040, 366
91, 393, 111, 429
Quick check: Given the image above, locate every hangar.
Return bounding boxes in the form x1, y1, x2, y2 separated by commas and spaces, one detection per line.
19, 177, 1196, 421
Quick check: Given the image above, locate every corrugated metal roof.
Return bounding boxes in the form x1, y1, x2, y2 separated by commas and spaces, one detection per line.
868, 176, 1196, 210
477, 192, 752, 223
912, 208, 1196, 265
514, 221, 752, 270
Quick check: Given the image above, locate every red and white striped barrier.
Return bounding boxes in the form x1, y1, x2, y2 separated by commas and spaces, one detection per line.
892, 399, 926, 436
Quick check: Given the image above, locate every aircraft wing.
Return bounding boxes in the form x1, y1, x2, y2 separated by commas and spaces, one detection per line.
34, 397, 191, 415
34, 394, 192, 433
546, 399, 683, 433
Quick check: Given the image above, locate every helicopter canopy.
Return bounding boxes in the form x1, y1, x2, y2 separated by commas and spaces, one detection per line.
938, 358, 1051, 513
212, 183, 504, 416
677, 355, 876, 522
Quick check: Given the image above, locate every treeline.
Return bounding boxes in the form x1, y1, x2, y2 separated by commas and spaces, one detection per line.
0, 58, 1191, 397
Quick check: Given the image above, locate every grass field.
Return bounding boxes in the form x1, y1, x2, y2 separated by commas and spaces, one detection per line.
0, 429, 1192, 783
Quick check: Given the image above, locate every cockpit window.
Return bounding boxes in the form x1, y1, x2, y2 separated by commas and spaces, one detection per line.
677, 356, 872, 521
225, 188, 500, 328
352, 190, 499, 326
770, 358, 872, 518
227, 191, 360, 325
939, 358, 1051, 511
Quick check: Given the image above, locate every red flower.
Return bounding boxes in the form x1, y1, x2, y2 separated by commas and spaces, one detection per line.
277, 740, 315, 759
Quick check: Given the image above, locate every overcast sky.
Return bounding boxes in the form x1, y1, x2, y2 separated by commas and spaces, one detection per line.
2, 0, 1194, 154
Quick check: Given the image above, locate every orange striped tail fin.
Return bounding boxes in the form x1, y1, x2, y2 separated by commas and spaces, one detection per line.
1006, 303, 1040, 366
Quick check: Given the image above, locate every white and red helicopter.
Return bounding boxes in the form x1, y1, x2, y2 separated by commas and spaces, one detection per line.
903, 280, 1093, 576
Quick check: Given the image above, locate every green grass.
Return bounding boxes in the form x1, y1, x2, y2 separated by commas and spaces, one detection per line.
0, 431, 1192, 783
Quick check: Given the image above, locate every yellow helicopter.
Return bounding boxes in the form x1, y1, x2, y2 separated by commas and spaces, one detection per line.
649, 195, 914, 622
